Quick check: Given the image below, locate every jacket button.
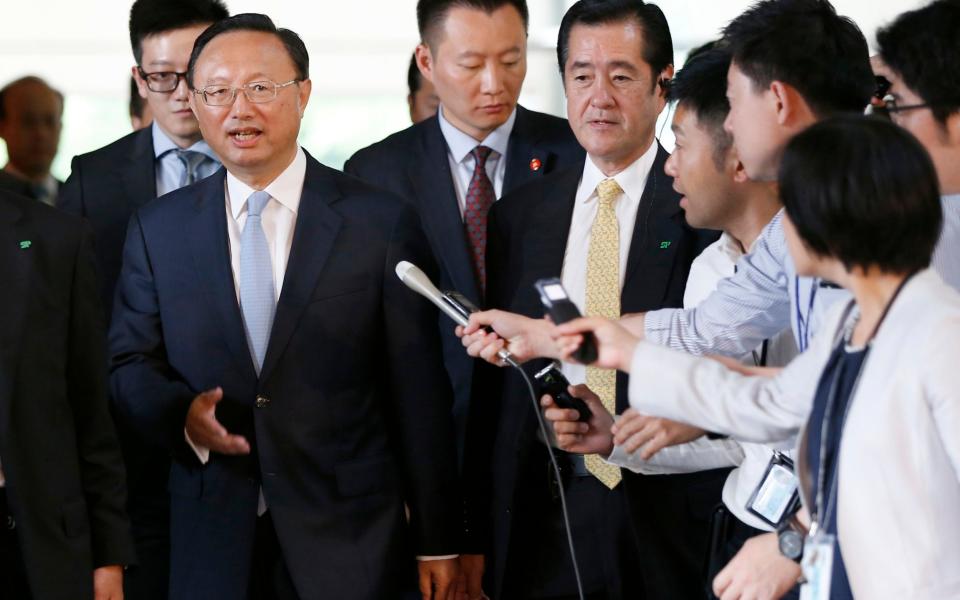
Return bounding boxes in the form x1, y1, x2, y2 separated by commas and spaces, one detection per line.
255, 395, 270, 408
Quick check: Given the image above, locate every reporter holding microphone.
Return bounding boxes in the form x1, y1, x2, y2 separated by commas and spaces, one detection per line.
549, 116, 960, 599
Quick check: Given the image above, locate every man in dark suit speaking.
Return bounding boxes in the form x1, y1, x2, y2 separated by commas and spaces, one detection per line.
0, 189, 135, 599
109, 13, 461, 600
345, 0, 584, 502
462, 1, 721, 598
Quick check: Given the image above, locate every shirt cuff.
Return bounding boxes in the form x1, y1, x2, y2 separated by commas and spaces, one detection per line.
184, 429, 210, 464
416, 555, 459, 561
642, 307, 675, 344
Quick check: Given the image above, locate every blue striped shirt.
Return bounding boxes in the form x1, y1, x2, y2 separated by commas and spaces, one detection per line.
645, 198, 960, 356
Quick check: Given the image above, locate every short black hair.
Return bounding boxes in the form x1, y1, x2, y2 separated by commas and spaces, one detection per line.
669, 47, 733, 168
0, 76, 64, 121
129, 0, 229, 65
721, 0, 873, 117
779, 115, 942, 274
186, 13, 309, 90
417, 0, 529, 46
129, 75, 145, 119
877, 0, 960, 126
408, 52, 423, 97
557, 0, 673, 86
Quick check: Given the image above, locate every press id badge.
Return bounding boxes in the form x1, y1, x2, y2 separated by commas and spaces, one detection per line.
799, 531, 835, 600
746, 451, 800, 528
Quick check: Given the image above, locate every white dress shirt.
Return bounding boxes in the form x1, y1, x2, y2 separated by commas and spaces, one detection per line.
560, 141, 657, 387
437, 105, 515, 215
628, 269, 960, 599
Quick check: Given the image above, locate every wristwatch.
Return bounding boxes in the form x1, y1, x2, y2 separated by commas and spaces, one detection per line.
777, 524, 804, 562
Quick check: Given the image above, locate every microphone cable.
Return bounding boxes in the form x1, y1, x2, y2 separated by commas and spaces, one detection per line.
502, 355, 586, 600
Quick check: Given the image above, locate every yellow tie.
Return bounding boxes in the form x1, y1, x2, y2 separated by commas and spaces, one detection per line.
584, 178, 624, 489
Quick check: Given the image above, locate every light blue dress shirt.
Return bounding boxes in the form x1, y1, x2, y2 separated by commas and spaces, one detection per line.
645, 197, 960, 357
152, 121, 221, 197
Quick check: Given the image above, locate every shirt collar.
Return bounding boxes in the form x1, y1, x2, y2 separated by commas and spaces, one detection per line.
942, 193, 960, 204
226, 146, 306, 219
437, 104, 516, 164
151, 121, 220, 164
2, 163, 57, 192
579, 138, 659, 205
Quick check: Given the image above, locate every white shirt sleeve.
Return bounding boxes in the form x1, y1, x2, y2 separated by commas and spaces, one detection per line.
606, 436, 744, 475
626, 328, 835, 444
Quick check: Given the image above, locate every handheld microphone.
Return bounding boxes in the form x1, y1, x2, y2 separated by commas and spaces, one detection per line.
394, 260, 585, 600
395, 261, 517, 367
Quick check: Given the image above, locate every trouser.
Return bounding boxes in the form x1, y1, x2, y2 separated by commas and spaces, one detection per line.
248, 511, 301, 600
0, 489, 32, 599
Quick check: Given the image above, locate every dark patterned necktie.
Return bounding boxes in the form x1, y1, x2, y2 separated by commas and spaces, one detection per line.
463, 145, 496, 291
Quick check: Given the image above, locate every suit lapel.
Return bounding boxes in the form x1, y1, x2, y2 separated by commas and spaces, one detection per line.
0, 198, 28, 445
518, 167, 580, 291
122, 127, 158, 208
622, 145, 680, 298
411, 119, 481, 303
186, 170, 257, 380
503, 106, 556, 193
259, 157, 343, 382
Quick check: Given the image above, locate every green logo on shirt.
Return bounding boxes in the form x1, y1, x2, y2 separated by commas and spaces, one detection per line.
659, 241, 671, 249
19, 240, 31, 250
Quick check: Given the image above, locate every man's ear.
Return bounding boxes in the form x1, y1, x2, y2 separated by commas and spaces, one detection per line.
944, 110, 960, 147
131, 65, 150, 100
415, 43, 435, 84
658, 64, 675, 100
770, 80, 815, 128
731, 156, 750, 184
296, 79, 312, 118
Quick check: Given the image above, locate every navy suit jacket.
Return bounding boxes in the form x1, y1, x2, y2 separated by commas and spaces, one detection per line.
0, 190, 135, 600
58, 127, 156, 318
465, 146, 724, 598
109, 153, 461, 599
344, 105, 585, 461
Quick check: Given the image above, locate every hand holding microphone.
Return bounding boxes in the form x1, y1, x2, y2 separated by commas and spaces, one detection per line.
395, 261, 517, 367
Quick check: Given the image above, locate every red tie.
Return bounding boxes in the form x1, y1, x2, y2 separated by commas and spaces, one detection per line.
463, 145, 496, 291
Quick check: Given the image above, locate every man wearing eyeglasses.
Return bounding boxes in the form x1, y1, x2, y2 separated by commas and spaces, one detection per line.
58, 2, 228, 599
874, 0, 960, 290
109, 12, 462, 600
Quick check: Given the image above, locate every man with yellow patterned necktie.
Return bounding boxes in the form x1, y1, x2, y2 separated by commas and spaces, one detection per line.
461, 2, 722, 599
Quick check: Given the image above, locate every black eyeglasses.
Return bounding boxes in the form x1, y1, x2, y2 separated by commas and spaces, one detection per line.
137, 67, 189, 93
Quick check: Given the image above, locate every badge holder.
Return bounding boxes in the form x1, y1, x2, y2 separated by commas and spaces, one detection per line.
745, 451, 800, 528
800, 527, 835, 600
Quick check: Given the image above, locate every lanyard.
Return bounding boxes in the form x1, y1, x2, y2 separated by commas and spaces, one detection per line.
795, 277, 819, 353
810, 272, 915, 535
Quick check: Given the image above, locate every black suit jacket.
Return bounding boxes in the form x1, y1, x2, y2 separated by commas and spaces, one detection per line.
109, 153, 461, 599
344, 106, 585, 461
465, 146, 723, 598
0, 190, 135, 600
58, 126, 156, 317
56, 126, 171, 599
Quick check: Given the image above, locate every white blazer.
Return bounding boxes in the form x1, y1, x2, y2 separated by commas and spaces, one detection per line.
628, 269, 960, 599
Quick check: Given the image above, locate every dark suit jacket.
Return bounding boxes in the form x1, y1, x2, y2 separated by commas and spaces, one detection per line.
56, 125, 171, 599
109, 153, 461, 600
58, 127, 156, 317
465, 146, 723, 598
0, 190, 135, 600
344, 106, 585, 462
